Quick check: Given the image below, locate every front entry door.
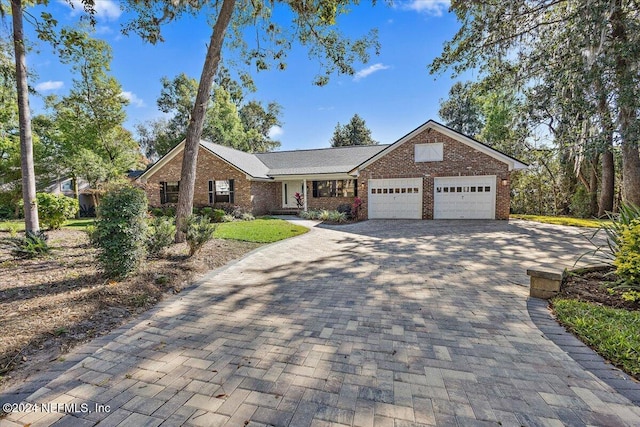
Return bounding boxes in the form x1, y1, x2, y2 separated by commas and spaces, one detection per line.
282, 181, 304, 208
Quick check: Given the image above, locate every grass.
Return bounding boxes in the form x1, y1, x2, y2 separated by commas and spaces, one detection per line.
511, 214, 612, 228
0, 218, 95, 232
215, 218, 308, 243
553, 298, 640, 378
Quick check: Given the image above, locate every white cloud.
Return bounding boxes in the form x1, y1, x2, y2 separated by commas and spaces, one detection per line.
399, 0, 450, 16
354, 63, 391, 82
35, 81, 64, 91
64, 0, 122, 21
120, 91, 146, 108
268, 126, 284, 139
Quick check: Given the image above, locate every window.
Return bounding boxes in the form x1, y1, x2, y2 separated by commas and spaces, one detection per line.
209, 180, 234, 203
61, 180, 73, 191
415, 143, 444, 162
160, 181, 179, 204
485, 186, 491, 192
312, 180, 357, 198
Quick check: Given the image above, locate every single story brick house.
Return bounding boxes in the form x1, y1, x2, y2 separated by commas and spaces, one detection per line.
138, 120, 527, 220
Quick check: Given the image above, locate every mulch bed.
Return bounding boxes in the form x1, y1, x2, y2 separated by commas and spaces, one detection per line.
559, 267, 640, 311
0, 229, 261, 392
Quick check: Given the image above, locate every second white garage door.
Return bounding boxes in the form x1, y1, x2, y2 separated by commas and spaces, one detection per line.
368, 178, 423, 219
434, 176, 496, 219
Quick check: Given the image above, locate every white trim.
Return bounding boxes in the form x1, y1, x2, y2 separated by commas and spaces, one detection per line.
351, 120, 528, 174
270, 173, 354, 181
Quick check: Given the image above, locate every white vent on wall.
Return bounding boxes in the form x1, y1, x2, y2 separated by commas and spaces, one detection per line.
415, 143, 443, 162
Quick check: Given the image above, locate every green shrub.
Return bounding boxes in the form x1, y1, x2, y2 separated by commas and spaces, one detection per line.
85, 224, 98, 245
318, 210, 331, 221
147, 216, 176, 258
241, 212, 255, 221
149, 206, 175, 217
36, 193, 79, 230
4, 222, 20, 237
7, 231, 50, 259
585, 203, 640, 265
0, 192, 17, 219
183, 215, 218, 256
199, 207, 214, 219
95, 186, 148, 279
212, 209, 226, 223
222, 214, 235, 223
569, 185, 592, 219
328, 210, 347, 223
336, 204, 352, 219
614, 219, 640, 288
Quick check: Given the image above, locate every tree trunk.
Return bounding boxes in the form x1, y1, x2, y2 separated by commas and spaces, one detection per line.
621, 143, 640, 206
611, 0, 640, 207
599, 149, 615, 215
596, 80, 615, 217
175, 0, 236, 242
11, 0, 39, 234
589, 156, 599, 217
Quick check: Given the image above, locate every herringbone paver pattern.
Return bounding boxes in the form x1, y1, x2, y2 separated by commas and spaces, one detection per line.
1, 219, 639, 426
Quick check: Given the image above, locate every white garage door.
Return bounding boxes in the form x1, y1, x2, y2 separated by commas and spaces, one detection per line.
434, 176, 496, 219
369, 178, 423, 219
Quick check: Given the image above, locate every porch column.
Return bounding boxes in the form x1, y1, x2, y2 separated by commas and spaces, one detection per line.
303, 179, 308, 211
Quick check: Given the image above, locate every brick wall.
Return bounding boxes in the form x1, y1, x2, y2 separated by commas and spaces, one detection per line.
250, 181, 279, 216
144, 147, 253, 212
358, 128, 511, 220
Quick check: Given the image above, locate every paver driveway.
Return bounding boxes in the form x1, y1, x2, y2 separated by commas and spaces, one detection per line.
2, 219, 640, 427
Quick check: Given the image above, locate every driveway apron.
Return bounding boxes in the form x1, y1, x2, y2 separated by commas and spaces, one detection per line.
1, 219, 639, 427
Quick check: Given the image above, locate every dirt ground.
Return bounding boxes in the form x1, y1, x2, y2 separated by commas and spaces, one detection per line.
559, 267, 640, 311
0, 229, 261, 392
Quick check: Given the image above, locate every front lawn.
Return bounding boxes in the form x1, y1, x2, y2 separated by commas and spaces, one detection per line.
215, 218, 308, 243
0, 218, 95, 232
511, 214, 611, 228
552, 298, 640, 379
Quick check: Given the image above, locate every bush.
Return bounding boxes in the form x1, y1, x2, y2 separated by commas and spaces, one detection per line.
614, 219, 640, 288
212, 209, 226, 223
241, 212, 255, 221
336, 204, 352, 219
6, 231, 50, 259
149, 206, 176, 217
0, 192, 17, 219
586, 203, 640, 265
95, 186, 148, 279
318, 210, 331, 221
328, 210, 347, 223
183, 214, 217, 256
221, 214, 235, 223
147, 216, 176, 258
198, 207, 214, 219
570, 185, 592, 219
36, 193, 79, 230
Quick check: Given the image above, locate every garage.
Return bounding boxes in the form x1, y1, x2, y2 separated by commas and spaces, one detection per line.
368, 178, 423, 219
434, 176, 496, 219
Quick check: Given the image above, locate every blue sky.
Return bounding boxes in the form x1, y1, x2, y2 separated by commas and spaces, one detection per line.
15, 0, 470, 151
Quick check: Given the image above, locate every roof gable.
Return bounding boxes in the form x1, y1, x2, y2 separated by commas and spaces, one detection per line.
352, 120, 528, 173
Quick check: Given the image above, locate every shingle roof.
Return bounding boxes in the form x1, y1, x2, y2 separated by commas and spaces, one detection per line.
255, 145, 388, 176
200, 141, 388, 178
200, 141, 271, 179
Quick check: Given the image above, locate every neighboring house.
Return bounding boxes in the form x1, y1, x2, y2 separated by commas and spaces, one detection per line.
43, 177, 95, 215
138, 120, 528, 220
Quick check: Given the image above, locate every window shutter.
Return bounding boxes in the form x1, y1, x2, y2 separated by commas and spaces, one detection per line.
208, 181, 213, 204
354, 179, 358, 197
229, 179, 235, 203
160, 182, 166, 204
312, 181, 318, 198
